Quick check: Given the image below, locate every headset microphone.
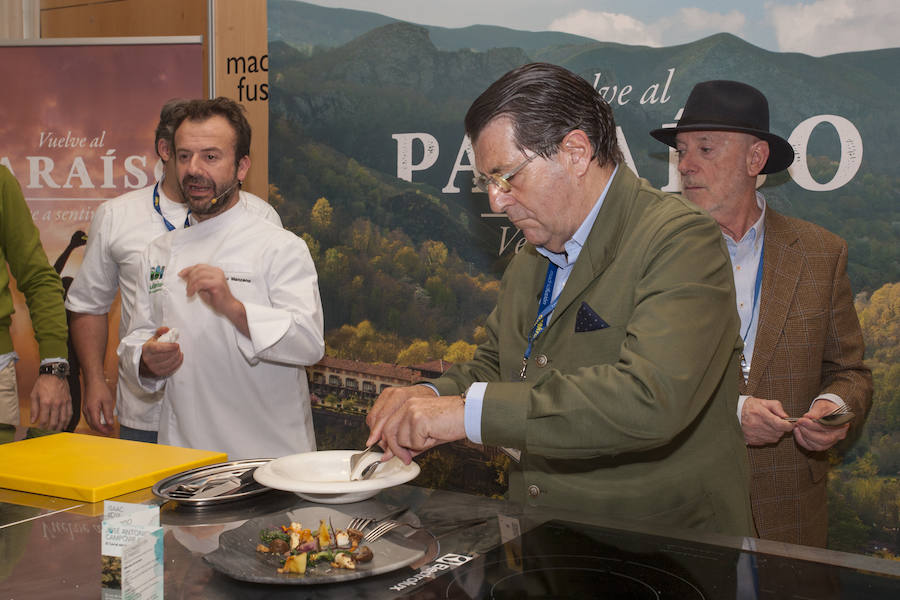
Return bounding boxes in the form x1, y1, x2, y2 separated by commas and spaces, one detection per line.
210, 180, 239, 205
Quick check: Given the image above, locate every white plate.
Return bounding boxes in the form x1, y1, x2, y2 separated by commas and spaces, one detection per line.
253, 450, 420, 504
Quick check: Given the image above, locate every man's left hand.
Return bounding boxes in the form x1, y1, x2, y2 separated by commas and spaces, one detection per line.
378, 395, 467, 465
30, 374, 72, 431
179, 264, 248, 336
793, 400, 849, 452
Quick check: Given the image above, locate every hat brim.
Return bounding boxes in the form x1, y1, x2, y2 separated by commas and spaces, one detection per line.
650, 123, 795, 174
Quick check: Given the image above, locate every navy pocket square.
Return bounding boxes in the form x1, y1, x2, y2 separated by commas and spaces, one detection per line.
575, 301, 609, 332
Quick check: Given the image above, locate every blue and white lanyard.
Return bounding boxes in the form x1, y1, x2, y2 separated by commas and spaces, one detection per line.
152, 181, 191, 231
740, 246, 765, 384
520, 262, 559, 380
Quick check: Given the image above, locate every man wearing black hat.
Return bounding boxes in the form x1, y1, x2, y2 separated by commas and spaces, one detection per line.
651, 80, 872, 547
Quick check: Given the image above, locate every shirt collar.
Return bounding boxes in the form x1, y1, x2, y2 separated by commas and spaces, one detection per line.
538, 164, 618, 268
724, 191, 767, 253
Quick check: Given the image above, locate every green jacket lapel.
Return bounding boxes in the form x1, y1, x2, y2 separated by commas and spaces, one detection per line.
548, 167, 637, 330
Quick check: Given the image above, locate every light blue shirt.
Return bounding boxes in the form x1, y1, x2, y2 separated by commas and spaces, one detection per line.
463, 166, 617, 444
726, 192, 766, 369
732, 193, 844, 420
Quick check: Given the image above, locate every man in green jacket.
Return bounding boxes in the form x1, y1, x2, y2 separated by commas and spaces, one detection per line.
0, 166, 71, 430
367, 63, 754, 537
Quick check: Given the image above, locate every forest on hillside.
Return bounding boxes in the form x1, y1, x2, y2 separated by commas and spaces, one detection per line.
827, 284, 900, 557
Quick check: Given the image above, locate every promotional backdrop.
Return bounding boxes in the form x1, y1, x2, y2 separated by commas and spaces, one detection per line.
267, 0, 899, 556
0, 38, 203, 418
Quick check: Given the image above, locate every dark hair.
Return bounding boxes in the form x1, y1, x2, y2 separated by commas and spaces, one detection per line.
154, 98, 188, 159
172, 97, 252, 166
465, 62, 623, 167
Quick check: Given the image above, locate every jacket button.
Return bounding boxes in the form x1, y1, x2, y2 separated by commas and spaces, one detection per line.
527, 484, 540, 497
535, 354, 548, 367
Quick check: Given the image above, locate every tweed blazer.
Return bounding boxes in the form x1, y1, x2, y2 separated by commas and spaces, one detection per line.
432, 166, 755, 537
743, 207, 872, 547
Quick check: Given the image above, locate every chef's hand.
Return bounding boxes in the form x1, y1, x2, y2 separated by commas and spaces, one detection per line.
140, 327, 184, 377
375, 394, 467, 465
741, 396, 794, 445
179, 264, 249, 337
82, 374, 115, 435
793, 399, 849, 452
366, 384, 436, 450
29, 374, 72, 431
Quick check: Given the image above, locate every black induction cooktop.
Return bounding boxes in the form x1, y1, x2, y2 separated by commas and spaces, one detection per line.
405, 519, 900, 599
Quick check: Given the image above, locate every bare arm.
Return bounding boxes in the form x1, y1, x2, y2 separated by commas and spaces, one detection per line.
69, 312, 114, 434
29, 375, 71, 431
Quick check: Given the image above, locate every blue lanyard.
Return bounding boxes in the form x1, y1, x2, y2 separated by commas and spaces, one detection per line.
741, 245, 765, 343
739, 244, 765, 383
152, 181, 191, 231
520, 262, 559, 380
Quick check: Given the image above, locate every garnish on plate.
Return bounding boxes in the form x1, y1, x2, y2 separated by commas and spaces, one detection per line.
256, 520, 371, 575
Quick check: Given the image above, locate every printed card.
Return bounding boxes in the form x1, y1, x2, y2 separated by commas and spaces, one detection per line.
101, 501, 163, 599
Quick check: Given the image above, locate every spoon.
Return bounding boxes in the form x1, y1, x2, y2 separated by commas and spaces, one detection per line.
357, 460, 381, 481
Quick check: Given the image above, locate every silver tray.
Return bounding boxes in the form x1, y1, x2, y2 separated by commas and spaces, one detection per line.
153, 459, 272, 507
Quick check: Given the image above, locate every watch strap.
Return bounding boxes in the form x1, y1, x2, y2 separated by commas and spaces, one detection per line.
39, 361, 70, 378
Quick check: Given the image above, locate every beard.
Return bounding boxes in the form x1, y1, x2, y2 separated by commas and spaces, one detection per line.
180, 175, 239, 216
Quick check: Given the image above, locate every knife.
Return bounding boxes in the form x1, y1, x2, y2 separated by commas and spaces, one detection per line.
192, 468, 257, 499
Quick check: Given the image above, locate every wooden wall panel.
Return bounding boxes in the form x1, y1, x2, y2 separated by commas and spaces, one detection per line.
212, 0, 268, 198
40, 0, 205, 38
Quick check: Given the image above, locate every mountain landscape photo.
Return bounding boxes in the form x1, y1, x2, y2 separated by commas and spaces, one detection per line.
267, 0, 900, 557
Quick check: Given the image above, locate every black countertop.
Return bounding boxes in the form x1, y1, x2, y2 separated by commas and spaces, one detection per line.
2, 426, 899, 599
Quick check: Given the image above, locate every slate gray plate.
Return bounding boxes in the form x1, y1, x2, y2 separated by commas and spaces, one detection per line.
203, 505, 432, 584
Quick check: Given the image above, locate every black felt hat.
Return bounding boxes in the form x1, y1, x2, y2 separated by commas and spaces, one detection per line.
650, 80, 795, 174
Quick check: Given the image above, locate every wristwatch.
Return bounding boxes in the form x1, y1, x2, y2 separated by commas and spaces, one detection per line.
39, 361, 70, 379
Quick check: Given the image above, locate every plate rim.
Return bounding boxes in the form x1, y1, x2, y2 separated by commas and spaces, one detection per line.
253, 450, 420, 494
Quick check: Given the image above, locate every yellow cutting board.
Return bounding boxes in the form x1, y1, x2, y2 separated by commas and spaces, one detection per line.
0, 433, 227, 502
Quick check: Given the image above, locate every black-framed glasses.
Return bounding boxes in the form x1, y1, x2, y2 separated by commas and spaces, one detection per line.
473, 154, 536, 193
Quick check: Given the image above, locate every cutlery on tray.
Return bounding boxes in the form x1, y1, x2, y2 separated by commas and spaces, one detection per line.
192, 467, 258, 499
168, 467, 258, 499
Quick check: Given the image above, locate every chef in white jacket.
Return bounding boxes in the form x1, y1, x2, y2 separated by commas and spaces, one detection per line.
118, 98, 324, 459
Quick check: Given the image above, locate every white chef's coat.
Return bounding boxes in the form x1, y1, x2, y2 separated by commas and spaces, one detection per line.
117, 201, 322, 459
66, 182, 281, 430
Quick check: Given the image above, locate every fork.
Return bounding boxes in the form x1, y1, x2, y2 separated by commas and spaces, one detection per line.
346, 516, 373, 532
365, 516, 492, 543
784, 404, 850, 424
363, 519, 419, 542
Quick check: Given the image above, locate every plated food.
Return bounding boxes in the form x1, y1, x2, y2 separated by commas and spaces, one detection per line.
203, 506, 432, 585
256, 519, 373, 576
